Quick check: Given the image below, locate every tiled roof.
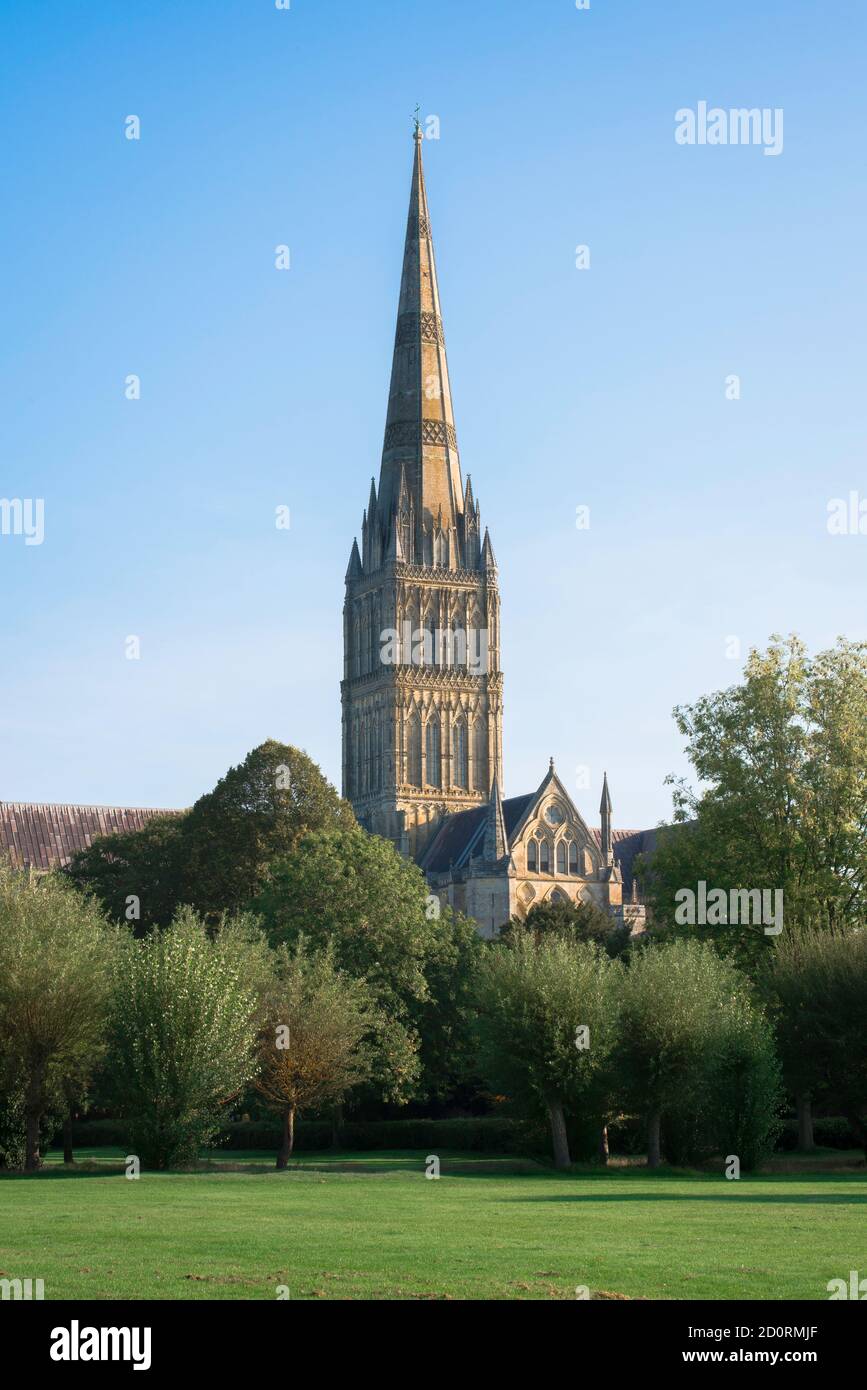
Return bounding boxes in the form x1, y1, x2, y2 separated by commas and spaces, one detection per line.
0, 802, 179, 872
599, 827, 661, 895
421, 794, 536, 874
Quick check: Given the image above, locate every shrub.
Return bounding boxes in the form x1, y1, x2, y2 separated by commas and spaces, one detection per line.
105, 910, 260, 1168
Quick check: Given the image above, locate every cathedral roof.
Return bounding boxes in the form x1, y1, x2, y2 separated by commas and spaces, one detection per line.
420, 798, 657, 895
420, 794, 534, 874
0, 802, 179, 872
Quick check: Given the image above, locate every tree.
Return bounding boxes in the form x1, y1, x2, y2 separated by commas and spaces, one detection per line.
67, 742, 355, 928
411, 908, 484, 1105
180, 741, 355, 918
475, 929, 620, 1169
505, 897, 631, 958
253, 826, 445, 1102
615, 939, 770, 1168
105, 908, 260, 1168
769, 928, 867, 1160
65, 814, 185, 934
700, 998, 782, 1171
0, 866, 115, 1171
256, 943, 380, 1168
643, 636, 867, 972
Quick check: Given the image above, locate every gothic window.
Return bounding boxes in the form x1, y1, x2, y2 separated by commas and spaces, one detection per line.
473, 720, 487, 790
426, 717, 441, 788
370, 717, 380, 791
368, 598, 379, 672
422, 609, 435, 664
539, 839, 550, 874
407, 713, 422, 787
400, 507, 411, 561
404, 604, 419, 665
569, 841, 579, 875
452, 718, 468, 788
556, 841, 566, 874
527, 840, 537, 872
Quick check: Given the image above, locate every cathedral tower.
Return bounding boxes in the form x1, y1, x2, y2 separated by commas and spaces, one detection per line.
342, 128, 503, 855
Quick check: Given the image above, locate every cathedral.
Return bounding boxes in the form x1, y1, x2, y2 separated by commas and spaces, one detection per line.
341, 129, 649, 938
0, 130, 653, 937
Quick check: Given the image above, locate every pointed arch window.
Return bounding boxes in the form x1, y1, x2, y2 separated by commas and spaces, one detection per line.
425, 717, 441, 788
556, 841, 566, 874
404, 604, 419, 666
473, 720, 487, 790
539, 840, 550, 874
452, 718, 468, 788
569, 841, 579, 875
527, 840, 538, 872
407, 713, 422, 788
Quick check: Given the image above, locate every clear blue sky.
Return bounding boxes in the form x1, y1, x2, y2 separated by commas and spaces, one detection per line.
2, 0, 865, 830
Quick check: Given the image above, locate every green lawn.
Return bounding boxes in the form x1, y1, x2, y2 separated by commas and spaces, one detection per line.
1, 1148, 865, 1300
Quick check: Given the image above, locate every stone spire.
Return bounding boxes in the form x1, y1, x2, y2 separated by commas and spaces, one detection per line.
600, 771, 613, 865
483, 771, 508, 861
377, 128, 464, 555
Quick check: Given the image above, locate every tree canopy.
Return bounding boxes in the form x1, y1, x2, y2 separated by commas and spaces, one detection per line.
67, 741, 355, 929
642, 635, 867, 969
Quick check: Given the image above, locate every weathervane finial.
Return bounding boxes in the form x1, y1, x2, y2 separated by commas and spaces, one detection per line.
413, 104, 422, 139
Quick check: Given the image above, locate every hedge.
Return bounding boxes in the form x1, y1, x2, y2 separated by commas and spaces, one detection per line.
775, 1116, 861, 1151
66, 1113, 864, 1156
68, 1115, 544, 1154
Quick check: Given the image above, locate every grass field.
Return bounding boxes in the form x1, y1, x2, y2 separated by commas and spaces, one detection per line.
1, 1148, 865, 1300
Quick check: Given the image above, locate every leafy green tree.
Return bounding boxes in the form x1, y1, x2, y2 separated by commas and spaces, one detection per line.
254, 827, 444, 1102
66, 814, 185, 934
505, 897, 631, 958
616, 939, 771, 1168
769, 928, 867, 1160
662, 992, 782, 1171
412, 908, 484, 1104
643, 636, 867, 971
256, 943, 380, 1167
0, 866, 116, 1171
67, 742, 355, 928
106, 908, 260, 1168
701, 999, 782, 1171
475, 929, 621, 1169
181, 741, 355, 917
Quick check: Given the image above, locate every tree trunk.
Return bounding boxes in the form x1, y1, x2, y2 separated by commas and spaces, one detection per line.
24, 1071, 43, 1173
546, 1099, 571, 1170
598, 1124, 610, 1165
276, 1106, 295, 1170
63, 1109, 74, 1165
331, 1103, 344, 1150
647, 1110, 662, 1169
796, 1093, 814, 1151
25, 1109, 41, 1173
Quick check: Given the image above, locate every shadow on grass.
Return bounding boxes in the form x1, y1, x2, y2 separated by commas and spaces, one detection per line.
510, 1190, 867, 1205
1, 1150, 546, 1180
